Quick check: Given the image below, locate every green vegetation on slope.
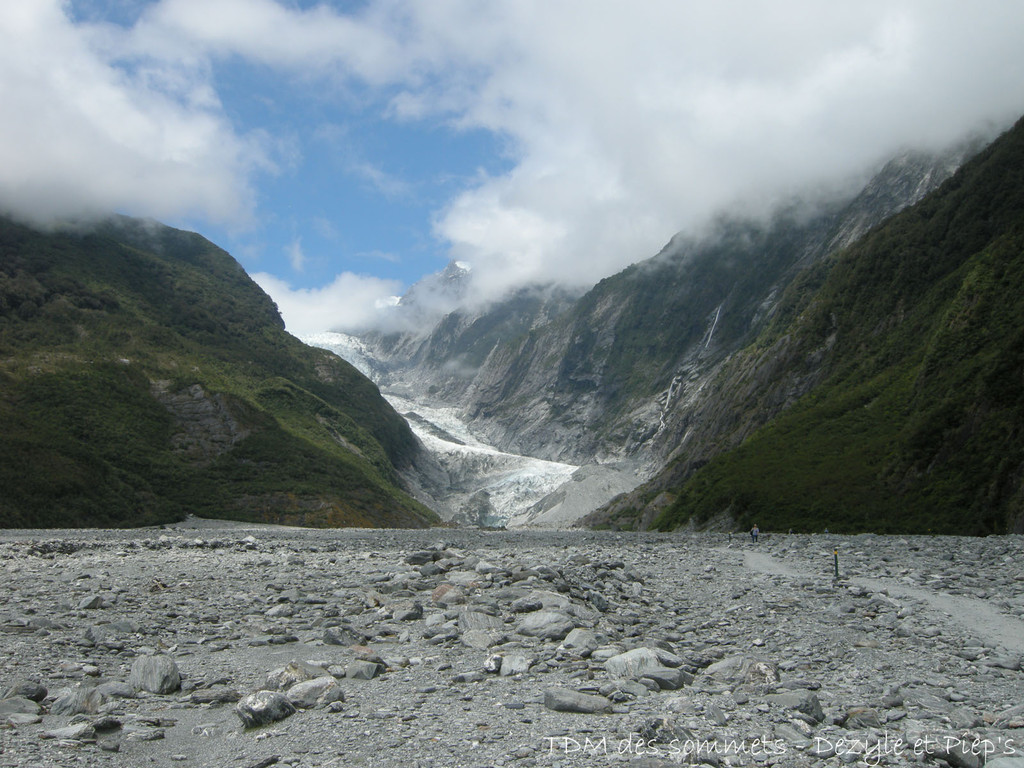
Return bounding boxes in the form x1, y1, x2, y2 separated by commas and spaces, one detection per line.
654, 117, 1024, 535
0, 216, 436, 529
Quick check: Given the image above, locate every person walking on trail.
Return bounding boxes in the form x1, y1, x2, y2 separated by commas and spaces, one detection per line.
751, 524, 760, 543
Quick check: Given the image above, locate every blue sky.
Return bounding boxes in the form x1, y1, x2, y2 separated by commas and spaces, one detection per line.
3, 1, 1024, 335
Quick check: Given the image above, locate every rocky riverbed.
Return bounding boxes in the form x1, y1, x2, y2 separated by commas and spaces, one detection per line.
1, 521, 1023, 768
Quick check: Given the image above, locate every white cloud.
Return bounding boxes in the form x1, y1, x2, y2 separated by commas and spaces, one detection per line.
3, 0, 1024, 318
133, 0, 409, 82
253, 271, 405, 336
403, 0, 1024, 296
349, 161, 413, 200
0, 0, 270, 227
285, 238, 305, 272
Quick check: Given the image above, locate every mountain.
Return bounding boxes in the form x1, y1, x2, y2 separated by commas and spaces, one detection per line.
359, 269, 582, 402
456, 145, 979, 468
336, 136, 982, 529
619, 115, 1024, 536
0, 216, 437, 529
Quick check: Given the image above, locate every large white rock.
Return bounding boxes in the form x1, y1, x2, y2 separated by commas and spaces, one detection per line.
604, 647, 683, 679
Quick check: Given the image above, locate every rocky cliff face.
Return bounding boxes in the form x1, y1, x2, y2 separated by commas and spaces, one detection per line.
151, 382, 252, 464
446, 144, 977, 465
361, 279, 582, 404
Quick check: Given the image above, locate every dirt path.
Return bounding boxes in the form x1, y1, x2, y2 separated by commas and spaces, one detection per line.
724, 546, 1024, 655
741, 549, 807, 578
853, 576, 1024, 655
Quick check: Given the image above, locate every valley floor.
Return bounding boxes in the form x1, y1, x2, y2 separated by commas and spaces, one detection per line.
1, 524, 1023, 767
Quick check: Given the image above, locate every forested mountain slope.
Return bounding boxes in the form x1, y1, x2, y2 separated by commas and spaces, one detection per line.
0, 216, 436, 528
601, 116, 1024, 535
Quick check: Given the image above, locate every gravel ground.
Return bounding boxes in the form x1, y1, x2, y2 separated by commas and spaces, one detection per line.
1, 521, 1023, 768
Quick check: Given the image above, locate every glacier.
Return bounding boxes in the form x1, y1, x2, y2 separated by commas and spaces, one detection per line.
305, 332, 628, 527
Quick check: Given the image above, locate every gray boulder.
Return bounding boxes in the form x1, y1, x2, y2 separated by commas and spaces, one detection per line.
769, 690, 825, 723
458, 610, 503, 632
516, 610, 575, 641
129, 654, 181, 695
266, 661, 330, 691
640, 666, 692, 690
605, 647, 683, 679
0, 697, 41, 716
561, 628, 601, 655
235, 690, 296, 728
543, 688, 613, 714
286, 676, 344, 709
346, 660, 382, 680
499, 654, 533, 677
2, 680, 47, 702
